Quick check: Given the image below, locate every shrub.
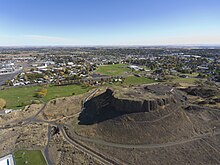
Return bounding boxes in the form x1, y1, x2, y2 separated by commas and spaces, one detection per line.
36, 88, 48, 98
0, 98, 6, 109
32, 100, 41, 104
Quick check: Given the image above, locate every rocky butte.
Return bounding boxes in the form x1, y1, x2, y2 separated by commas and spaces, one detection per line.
79, 84, 186, 125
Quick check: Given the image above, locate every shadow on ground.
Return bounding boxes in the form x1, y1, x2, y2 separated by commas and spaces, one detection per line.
78, 89, 127, 125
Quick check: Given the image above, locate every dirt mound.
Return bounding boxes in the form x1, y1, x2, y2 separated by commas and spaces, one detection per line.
76, 102, 218, 145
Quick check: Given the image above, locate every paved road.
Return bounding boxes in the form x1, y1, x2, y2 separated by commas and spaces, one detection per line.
0, 69, 23, 86
44, 125, 53, 165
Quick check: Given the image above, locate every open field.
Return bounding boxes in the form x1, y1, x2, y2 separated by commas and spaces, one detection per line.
14, 150, 47, 165
0, 86, 41, 109
96, 64, 130, 76
164, 74, 202, 84
168, 72, 206, 84
0, 85, 91, 109
123, 76, 155, 85
171, 77, 199, 84
181, 72, 199, 77
43, 85, 91, 101
106, 76, 156, 87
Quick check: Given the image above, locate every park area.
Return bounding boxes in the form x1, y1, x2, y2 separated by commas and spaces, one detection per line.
167, 73, 202, 84
14, 150, 47, 165
123, 76, 155, 85
96, 64, 130, 76
96, 64, 155, 86
0, 84, 91, 109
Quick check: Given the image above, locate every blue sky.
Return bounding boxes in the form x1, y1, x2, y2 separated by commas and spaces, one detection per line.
0, 0, 220, 46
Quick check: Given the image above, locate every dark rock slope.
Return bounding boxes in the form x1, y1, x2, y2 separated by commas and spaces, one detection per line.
79, 86, 179, 125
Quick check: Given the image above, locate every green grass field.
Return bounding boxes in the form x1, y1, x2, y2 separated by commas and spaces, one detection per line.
0, 84, 91, 109
107, 76, 156, 86
171, 77, 199, 84
14, 150, 47, 165
123, 76, 155, 85
96, 64, 129, 76
181, 72, 199, 77
164, 74, 201, 84
43, 84, 91, 101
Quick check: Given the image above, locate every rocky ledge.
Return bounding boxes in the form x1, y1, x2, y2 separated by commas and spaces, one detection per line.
78, 85, 182, 125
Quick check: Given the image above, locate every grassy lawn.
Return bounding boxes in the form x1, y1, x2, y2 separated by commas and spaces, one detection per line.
171, 77, 199, 84
181, 72, 199, 77
14, 150, 47, 165
0, 86, 41, 109
96, 64, 129, 76
43, 84, 91, 102
165, 74, 201, 84
107, 76, 155, 86
123, 76, 155, 85
0, 84, 91, 109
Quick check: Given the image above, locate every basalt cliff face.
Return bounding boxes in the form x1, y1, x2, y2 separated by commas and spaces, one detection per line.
79, 86, 180, 125
110, 90, 174, 113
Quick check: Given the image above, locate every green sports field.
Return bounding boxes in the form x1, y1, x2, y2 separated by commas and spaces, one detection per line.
96, 64, 130, 76
14, 150, 47, 165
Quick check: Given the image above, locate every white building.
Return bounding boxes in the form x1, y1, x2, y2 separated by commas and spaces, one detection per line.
0, 154, 15, 165
128, 65, 143, 71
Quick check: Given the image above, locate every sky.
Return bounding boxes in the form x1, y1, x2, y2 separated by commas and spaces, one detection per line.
0, 0, 220, 46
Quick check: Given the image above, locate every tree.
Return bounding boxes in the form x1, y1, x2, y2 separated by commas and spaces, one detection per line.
0, 98, 6, 110
5, 80, 13, 86
36, 88, 48, 98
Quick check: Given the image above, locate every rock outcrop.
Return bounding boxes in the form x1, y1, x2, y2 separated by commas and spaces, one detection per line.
181, 87, 219, 98
79, 86, 177, 125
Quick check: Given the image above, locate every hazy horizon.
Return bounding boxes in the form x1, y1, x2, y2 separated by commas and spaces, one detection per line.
1, 0, 220, 46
